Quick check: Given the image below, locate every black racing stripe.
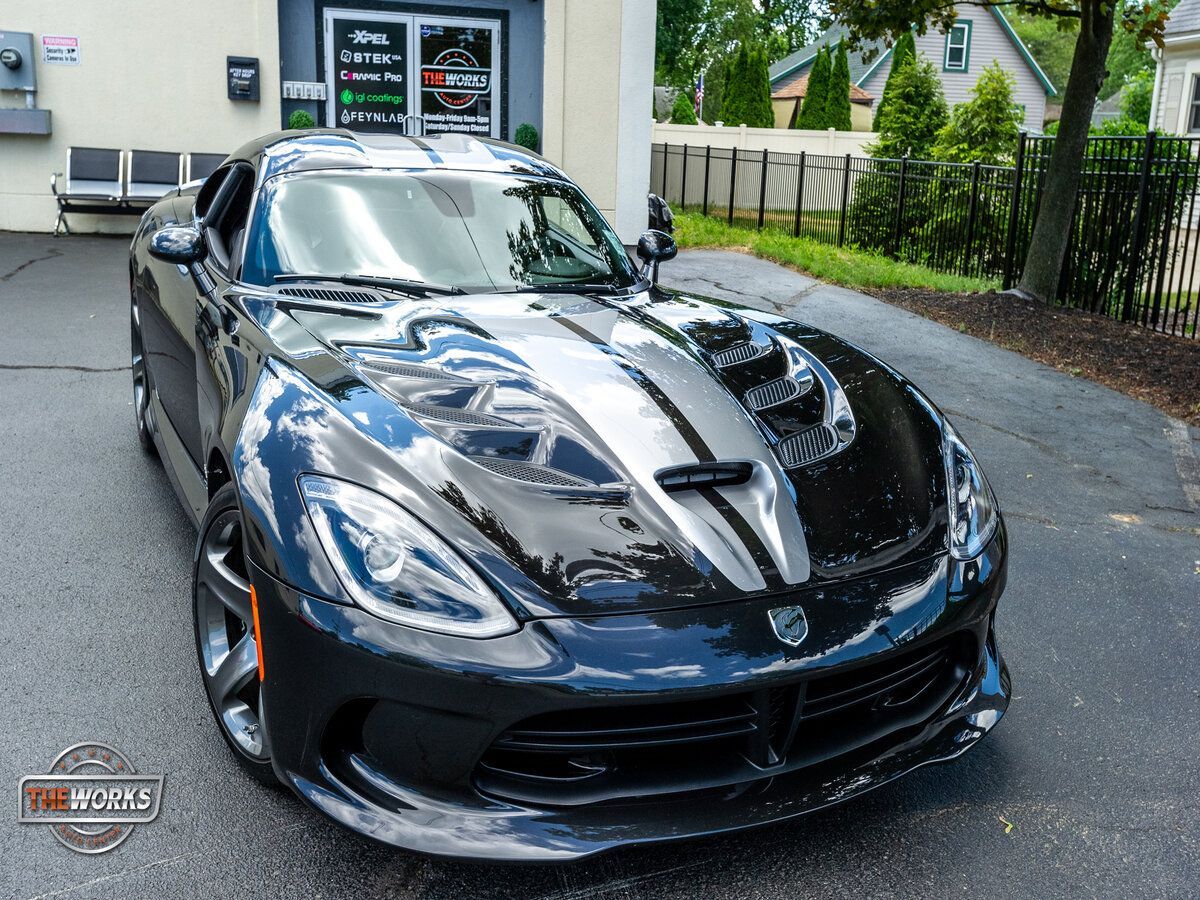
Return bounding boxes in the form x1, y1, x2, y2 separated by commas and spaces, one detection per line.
696, 487, 778, 576
553, 314, 714, 463
406, 136, 444, 165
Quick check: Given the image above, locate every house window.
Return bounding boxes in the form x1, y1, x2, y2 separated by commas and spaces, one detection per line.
944, 22, 971, 72
1191, 75, 1200, 132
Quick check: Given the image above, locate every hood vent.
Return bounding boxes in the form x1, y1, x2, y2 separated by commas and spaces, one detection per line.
364, 362, 459, 381
403, 403, 518, 429
655, 461, 753, 493
711, 341, 767, 368
777, 423, 838, 468
745, 376, 808, 411
470, 457, 593, 487
277, 285, 383, 304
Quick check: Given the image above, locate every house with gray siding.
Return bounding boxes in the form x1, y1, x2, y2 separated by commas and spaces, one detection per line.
1150, 0, 1200, 134
768, 7, 1056, 133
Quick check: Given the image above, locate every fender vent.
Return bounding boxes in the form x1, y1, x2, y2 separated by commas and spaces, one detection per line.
277, 286, 383, 304
777, 423, 838, 468
470, 458, 593, 487
364, 362, 458, 381
403, 403, 517, 428
745, 377, 804, 411
711, 341, 766, 368
656, 461, 753, 493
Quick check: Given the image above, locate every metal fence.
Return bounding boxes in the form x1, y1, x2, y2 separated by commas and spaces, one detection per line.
651, 132, 1200, 338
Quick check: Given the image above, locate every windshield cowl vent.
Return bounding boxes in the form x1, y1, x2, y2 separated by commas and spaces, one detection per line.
277, 286, 384, 304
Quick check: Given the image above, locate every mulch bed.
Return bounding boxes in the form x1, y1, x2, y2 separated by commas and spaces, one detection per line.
865, 288, 1200, 427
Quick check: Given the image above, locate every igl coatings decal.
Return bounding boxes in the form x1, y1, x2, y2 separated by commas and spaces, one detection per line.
330, 16, 409, 130
418, 24, 496, 136
18, 742, 164, 854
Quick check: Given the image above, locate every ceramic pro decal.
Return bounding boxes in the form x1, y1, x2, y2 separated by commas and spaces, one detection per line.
419, 24, 495, 136
332, 17, 409, 132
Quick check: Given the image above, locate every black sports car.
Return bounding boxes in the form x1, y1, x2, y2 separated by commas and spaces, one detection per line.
129, 130, 1009, 861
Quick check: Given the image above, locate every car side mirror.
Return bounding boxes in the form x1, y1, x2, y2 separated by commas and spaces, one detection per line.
636, 230, 678, 283
149, 225, 206, 266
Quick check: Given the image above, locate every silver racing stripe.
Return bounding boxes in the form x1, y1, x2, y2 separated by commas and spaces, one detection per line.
468, 302, 770, 592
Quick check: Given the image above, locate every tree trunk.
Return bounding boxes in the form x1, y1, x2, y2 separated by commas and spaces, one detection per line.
1016, 1, 1115, 303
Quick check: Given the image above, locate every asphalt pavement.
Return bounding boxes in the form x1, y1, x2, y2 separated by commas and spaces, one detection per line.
1, 234, 1198, 899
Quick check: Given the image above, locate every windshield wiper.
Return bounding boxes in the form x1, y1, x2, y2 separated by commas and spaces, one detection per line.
275, 273, 465, 297
513, 281, 635, 294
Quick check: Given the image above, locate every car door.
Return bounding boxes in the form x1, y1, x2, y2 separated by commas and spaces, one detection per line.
192, 165, 257, 474
137, 178, 228, 470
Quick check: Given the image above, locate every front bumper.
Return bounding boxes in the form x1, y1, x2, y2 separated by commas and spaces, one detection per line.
252, 529, 1009, 862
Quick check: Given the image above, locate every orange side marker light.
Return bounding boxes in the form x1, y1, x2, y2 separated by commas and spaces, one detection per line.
250, 584, 265, 680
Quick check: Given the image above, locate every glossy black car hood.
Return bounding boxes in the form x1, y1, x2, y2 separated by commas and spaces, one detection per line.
236, 286, 949, 619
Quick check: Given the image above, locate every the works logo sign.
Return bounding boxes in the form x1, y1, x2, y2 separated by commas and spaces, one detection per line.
18, 742, 164, 854
421, 48, 491, 109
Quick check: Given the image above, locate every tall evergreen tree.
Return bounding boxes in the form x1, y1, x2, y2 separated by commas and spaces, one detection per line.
796, 46, 831, 129
872, 30, 916, 131
745, 46, 776, 127
723, 44, 775, 128
867, 56, 949, 160
827, 44, 853, 131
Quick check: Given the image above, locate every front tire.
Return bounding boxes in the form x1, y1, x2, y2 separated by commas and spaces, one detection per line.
131, 292, 156, 456
193, 483, 278, 786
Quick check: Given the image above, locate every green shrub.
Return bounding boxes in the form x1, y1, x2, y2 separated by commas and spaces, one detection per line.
933, 61, 1022, 165
514, 123, 540, 152
288, 109, 316, 130
868, 57, 948, 160
669, 90, 698, 124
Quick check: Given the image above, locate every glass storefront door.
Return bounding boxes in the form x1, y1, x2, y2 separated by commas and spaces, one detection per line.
324, 9, 501, 138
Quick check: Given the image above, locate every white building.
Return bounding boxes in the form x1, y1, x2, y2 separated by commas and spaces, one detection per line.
0, 0, 656, 241
1150, 0, 1200, 134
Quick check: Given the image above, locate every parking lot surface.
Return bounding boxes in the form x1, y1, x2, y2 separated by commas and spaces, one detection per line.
1, 235, 1198, 899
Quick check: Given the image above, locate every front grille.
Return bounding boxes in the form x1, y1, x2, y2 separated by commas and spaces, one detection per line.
776, 422, 838, 468
470, 457, 593, 487
277, 286, 383, 304
711, 341, 766, 368
475, 635, 972, 808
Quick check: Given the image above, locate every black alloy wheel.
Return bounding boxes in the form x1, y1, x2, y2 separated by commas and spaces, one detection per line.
193, 483, 278, 786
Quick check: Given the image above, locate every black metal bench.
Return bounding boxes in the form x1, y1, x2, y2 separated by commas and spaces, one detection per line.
51, 148, 226, 235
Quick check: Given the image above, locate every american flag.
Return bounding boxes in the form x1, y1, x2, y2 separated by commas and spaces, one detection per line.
694, 73, 705, 118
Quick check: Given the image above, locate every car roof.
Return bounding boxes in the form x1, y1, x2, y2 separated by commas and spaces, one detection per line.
226, 129, 569, 186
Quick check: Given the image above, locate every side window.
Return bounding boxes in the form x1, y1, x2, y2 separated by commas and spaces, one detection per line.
203, 166, 255, 276
194, 166, 230, 220
944, 23, 970, 72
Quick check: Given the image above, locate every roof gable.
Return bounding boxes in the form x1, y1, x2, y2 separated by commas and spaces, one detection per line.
769, 6, 1056, 97
1165, 0, 1200, 36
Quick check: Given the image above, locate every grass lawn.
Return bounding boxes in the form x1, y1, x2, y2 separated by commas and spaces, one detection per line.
673, 213, 998, 294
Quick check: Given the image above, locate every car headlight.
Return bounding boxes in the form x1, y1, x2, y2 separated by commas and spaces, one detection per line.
299, 475, 518, 638
943, 422, 999, 560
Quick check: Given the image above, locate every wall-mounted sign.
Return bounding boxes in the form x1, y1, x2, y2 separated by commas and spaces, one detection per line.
323, 10, 500, 138
419, 23, 495, 137
40, 34, 79, 66
329, 15, 409, 130
227, 56, 259, 101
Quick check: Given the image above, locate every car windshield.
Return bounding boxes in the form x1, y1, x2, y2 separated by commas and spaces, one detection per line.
241, 170, 642, 294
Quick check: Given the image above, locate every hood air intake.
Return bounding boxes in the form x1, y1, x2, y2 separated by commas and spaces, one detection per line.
711, 341, 766, 368
655, 461, 753, 493
276, 286, 383, 304
776, 423, 838, 468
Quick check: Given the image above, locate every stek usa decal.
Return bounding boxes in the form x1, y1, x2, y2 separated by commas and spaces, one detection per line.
18, 742, 164, 854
